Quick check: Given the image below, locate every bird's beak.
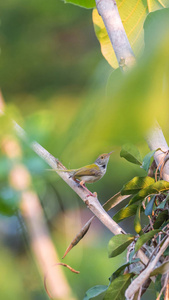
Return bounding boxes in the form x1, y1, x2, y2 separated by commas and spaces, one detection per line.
108, 150, 114, 157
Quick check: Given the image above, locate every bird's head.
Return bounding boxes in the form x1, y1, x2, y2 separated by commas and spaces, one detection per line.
95, 151, 113, 168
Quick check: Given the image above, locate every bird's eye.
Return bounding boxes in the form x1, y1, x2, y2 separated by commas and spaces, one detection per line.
101, 156, 104, 159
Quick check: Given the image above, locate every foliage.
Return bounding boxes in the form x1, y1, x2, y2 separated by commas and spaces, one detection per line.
86, 142, 169, 299
108, 234, 135, 258
93, 1, 169, 68
120, 143, 142, 166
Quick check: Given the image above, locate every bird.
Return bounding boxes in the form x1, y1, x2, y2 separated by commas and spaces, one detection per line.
49, 151, 113, 196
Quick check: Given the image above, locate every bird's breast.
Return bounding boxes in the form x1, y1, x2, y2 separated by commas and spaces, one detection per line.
79, 174, 102, 183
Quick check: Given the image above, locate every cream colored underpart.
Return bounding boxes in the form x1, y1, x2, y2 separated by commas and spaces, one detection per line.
76, 175, 102, 184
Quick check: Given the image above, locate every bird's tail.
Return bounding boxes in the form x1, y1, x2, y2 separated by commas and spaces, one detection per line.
46, 168, 75, 175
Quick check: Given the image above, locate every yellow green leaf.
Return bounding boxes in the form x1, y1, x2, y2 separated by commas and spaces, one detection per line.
134, 204, 142, 234
93, 1, 169, 68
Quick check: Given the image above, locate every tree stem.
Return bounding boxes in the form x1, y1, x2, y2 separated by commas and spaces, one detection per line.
145, 122, 169, 181
95, 0, 135, 69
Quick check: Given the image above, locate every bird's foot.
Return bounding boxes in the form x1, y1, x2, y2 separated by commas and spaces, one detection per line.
86, 191, 97, 198
79, 181, 97, 197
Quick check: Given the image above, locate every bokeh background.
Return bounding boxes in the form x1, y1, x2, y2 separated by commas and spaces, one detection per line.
1, 0, 169, 299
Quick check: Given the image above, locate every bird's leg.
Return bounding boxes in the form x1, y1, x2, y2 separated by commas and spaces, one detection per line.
79, 180, 96, 197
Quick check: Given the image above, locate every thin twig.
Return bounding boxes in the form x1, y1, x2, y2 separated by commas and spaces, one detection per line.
44, 263, 79, 299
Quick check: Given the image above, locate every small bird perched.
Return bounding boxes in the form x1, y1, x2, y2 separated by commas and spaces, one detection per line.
50, 151, 113, 196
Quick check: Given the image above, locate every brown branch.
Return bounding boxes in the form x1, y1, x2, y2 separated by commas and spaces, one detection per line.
14, 122, 149, 265
14, 122, 125, 236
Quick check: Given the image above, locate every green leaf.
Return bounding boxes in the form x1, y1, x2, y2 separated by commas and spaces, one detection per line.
109, 260, 139, 282
129, 181, 169, 205
109, 263, 131, 282
104, 274, 134, 300
145, 195, 156, 216
83, 285, 108, 300
157, 197, 168, 209
120, 144, 142, 165
144, 8, 169, 52
64, 0, 95, 9
93, 2, 169, 68
150, 261, 169, 276
89, 10, 169, 146
135, 230, 160, 252
142, 149, 160, 172
153, 210, 168, 229
134, 204, 142, 234
121, 176, 155, 195
108, 234, 135, 258
103, 192, 130, 212
113, 204, 138, 223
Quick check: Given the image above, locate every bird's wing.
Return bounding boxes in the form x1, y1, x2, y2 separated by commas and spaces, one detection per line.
73, 164, 101, 177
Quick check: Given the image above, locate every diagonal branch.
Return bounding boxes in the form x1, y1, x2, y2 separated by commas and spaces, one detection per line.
14, 122, 125, 236
95, 0, 136, 69
14, 121, 149, 265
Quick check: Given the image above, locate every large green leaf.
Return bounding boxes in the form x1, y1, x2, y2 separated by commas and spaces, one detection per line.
104, 274, 134, 300
129, 180, 169, 205
93, 1, 169, 68
150, 261, 169, 276
144, 8, 169, 51
120, 144, 142, 165
142, 149, 160, 172
121, 176, 155, 195
113, 204, 138, 223
68, 9, 169, 149
109, 260, 139, 282
144, 195, 156, 216
108, 234, 135, 258
64, 0, 95, 8
153, 210, 168, 229
103, 192, 130, 212
135, 229, 160, 252
83, 285, 108, 300
134, 204, 142, 234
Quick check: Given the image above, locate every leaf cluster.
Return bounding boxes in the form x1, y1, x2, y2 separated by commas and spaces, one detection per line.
83, 143, 169, 299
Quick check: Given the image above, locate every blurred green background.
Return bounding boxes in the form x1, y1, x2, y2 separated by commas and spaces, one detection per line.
0, 0, 169, 299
